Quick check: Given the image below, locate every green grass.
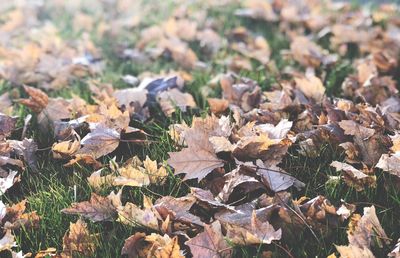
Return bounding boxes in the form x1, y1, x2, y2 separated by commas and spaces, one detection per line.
0, 1, 399, 258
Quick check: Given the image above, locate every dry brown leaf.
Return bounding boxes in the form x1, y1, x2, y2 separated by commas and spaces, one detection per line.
62, 192, 119, 222
0, 114, 17, 139
157, 88, 196, 116
145, 234, 185, 258
64, 154, 103, 169
87, 169, 115, 190
330, 161, 376, 191
233, 133, 277, 160
154, 195, 204, 227
207, 98, 229, 114
52, 139, 80, 158
224, 210, 281, 245
294, 75, 325, 102
121, 232, 146, 258
335, 206, 389, 257
77, 125, 120, 159
335, 244, 375, 258
0, 171, 19, 196
185, 221, 232, 258
143, 156, 168, 184
62, 219, 96, 258
376, 154, 400, 178
117, 202, 159, 230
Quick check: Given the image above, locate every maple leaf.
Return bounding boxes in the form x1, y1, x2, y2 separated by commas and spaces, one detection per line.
224, 210, 281, 245
0, 230, 16, 252
145, 234, 185, 258
117, 202, 160, 230
335, 206, 389, 257
168, 147, 224, 181
233, 133, 277, 160
157, 88, 196, 116
294, 74, 325, 102
185, 221, 232, 258
143, 156, 168, 184
376, 154, 400, 178
121, 232, 146, 258
113, 163, 150, 187
62, 219, 96, 258
154, 195, 204, 227
77, 125, 120, 159
62, 192, 120, 222
52, 139, 80, 158
255, 163, 305, 192
388, 239, 400, 257
87, 169, 115, 190
0, 114, 17, 139
330, 161, 376, 191
0, 171, 19, 196
338, 120, 388, 166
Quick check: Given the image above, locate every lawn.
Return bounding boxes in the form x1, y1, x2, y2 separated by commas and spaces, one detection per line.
0, 0, 399, 257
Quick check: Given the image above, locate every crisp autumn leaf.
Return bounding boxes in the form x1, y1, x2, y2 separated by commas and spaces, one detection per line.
117, 202, 160, 230
223, 210, 281, 245
64, 154, 103, 169
62, 192, 120, 222
153, 195, 204, 227
87, 169, 115, 190
168, 116, 227, 181
168, 147, 224, 181
186, 221, 232, 258
0, 171, 19, 196
335, 206, 389, 257
62, 219, 96, 258
376, 154, 400, 178
331, 161, 376, 191
388, 239, 400, 257
157, 88, 196, 116
335, 245, 375, 258
217, 166, 264, 202
207, 98, 229, 114
0, 114, 17, 139
255, 164, 305, 192
294, 75, 325, 102
113, 162, 150, 187
233, 133, 277, 160
77, 125, 120, 159
339, 120, 388, 166
144, 234, 185, 258
143, 156, 168, 184
2, 200, 40, 231
121, 232, 146, 258
0, 230, 16, 252
52, 139, 80, 158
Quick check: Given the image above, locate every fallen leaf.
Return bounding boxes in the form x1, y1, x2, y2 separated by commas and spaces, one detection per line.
224, 210, 281, 245
331, 161, 376, 191
294, 75, 325, 102
62, 219, 96, 258
77, 125, 120, 159
62, 192, 119, 222
186, 221, 232, 258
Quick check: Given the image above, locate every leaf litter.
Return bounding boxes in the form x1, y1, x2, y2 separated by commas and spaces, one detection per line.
0, 0, 399, 257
